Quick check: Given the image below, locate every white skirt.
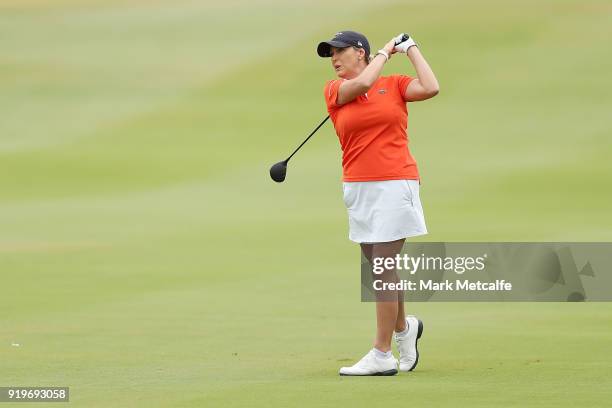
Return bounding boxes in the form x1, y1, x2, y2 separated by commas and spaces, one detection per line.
342, 179, 428, 243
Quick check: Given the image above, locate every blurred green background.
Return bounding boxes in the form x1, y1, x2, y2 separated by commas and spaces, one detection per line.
1, 0, 611, 406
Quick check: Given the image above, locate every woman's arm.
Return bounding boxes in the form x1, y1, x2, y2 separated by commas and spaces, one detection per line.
337, 39, 397, 105
404, 46, 440, 102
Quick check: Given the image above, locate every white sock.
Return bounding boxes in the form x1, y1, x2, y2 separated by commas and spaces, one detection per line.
373, 348, 392, 359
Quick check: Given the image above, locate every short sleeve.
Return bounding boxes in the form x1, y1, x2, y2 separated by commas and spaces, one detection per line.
324, 79, 344, 111
396, 74, 415, 102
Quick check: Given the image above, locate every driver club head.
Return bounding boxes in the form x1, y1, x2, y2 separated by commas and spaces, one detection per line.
268, 115, 330, 184
269, 160, 288, 183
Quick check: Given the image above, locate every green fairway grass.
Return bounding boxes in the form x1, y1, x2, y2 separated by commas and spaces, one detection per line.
1, 0, 611, 406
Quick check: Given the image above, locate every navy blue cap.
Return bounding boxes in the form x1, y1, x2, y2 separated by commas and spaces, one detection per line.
317, 30, 370, 58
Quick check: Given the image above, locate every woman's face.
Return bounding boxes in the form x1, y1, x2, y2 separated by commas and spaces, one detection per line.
330, 46, 364, 79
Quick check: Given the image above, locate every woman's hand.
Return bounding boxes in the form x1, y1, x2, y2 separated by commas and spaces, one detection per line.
382, 38, 398, 59
394, 33, 418, 53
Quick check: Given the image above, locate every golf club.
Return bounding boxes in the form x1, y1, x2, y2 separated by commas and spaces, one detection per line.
269, 33, 410, 183
269, 115, 330, 183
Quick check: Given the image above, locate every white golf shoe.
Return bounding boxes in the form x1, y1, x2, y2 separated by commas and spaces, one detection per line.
339, 349, 398, 376
394, 315, 424, 372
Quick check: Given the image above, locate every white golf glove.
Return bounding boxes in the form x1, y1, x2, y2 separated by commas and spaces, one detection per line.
393, 33, 418, 53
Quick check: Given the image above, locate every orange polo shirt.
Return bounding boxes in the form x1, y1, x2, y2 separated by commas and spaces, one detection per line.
324, 74, 420, 182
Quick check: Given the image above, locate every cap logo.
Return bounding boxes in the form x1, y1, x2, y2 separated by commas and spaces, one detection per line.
334, 32, 343, 38
357, 41, 363, 46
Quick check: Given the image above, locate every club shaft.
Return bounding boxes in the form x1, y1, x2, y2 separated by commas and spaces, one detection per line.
286, 115, 330, 162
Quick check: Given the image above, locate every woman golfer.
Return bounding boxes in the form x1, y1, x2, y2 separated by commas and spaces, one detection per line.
317, 30, 439, 376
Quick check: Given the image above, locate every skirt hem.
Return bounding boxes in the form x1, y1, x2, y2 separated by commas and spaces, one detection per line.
349, 229, 429, 244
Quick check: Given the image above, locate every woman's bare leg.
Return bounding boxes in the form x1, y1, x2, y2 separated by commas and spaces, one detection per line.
396, 288, 407, 332
370, 238, 405, 352
360, 243, 373, 263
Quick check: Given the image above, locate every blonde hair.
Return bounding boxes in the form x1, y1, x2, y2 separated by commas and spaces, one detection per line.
351, 46, 370, 64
